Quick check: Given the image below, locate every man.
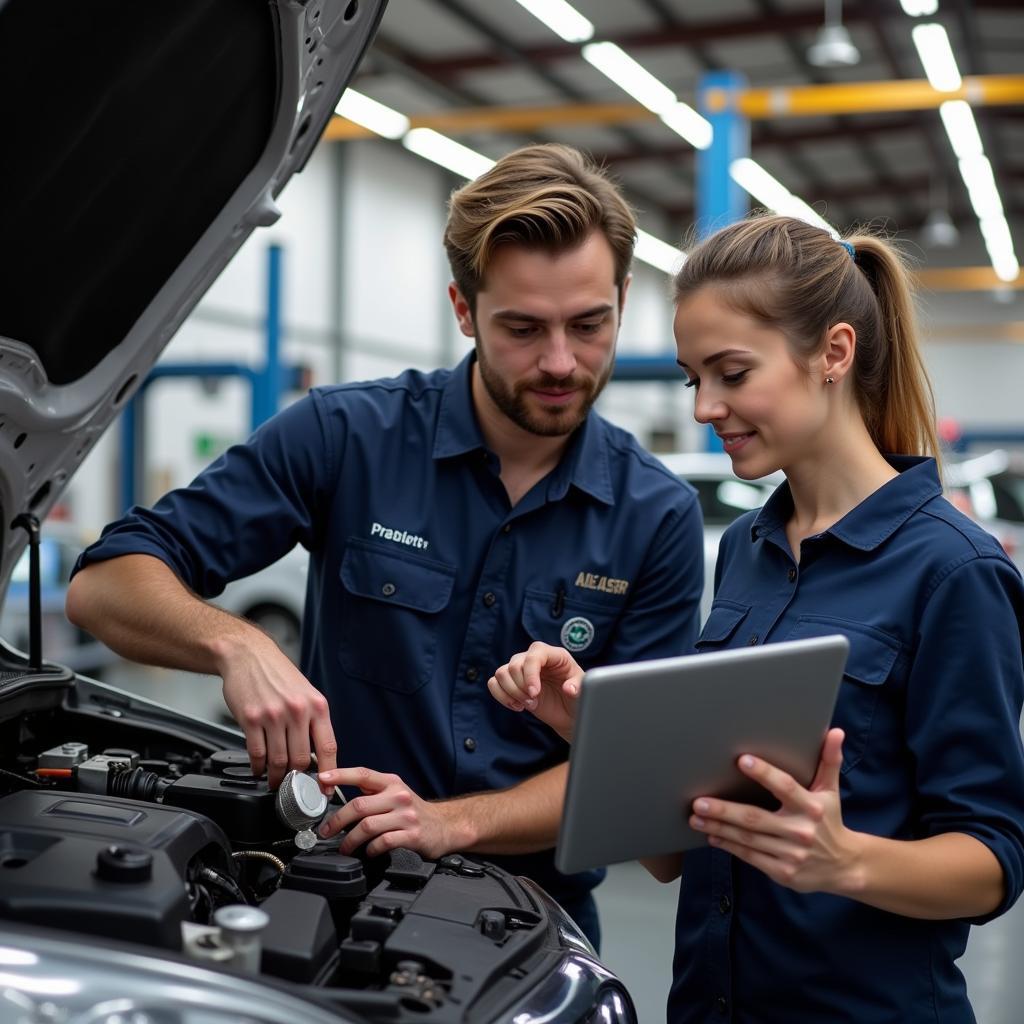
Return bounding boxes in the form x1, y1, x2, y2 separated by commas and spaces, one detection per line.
66, 143, 703, 945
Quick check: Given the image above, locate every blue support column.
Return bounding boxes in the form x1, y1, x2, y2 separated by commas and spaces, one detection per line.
116, 245, 296, 512
696, 71, 750, 449
253, 243, 283, 431
697, 70, 750, 237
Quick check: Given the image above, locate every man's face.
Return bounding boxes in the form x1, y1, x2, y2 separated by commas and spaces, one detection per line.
450, 231, 627, 438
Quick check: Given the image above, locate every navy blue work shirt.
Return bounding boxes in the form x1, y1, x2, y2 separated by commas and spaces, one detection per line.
669, 456, 1024, 1023
75, 353, 704, 906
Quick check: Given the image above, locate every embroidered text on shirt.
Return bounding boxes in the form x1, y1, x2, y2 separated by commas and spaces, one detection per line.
371, 521, 430, 550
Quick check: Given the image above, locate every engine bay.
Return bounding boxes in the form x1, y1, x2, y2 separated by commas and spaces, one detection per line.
0, 657, 601, 1023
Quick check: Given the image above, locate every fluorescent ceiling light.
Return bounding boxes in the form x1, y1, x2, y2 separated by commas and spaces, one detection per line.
781, 196, 837, 235
979, 216, 1020, 282
335, 89, 410, 139
582, 42, 677, 115
938, 100, 983, 158
514, 0, 593, 43
979, 215, 1013, 252
899, 0, 939, 15
911, 23, 962, 92
402, 129, 495, 180
958, 154, 1003, 220
635, 229, 685, 275
729, 158, 836, 236
660, 102, 713, 150
729, 158, 791, 212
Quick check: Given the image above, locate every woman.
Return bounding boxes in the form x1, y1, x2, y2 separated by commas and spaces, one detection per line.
489, 216, 1024, 1022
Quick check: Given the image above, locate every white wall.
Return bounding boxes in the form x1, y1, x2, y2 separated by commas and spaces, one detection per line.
64, 140, 1024, 534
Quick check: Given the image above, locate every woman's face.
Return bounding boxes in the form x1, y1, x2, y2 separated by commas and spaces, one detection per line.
673, 286, 828, 480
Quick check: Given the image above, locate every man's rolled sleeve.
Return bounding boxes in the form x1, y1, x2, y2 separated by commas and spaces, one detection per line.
72, 393, 334, 596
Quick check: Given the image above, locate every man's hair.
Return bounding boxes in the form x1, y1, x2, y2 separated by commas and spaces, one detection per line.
443, 144, 636, 311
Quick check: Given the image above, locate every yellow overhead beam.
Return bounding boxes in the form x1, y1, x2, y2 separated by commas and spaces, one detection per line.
705, 75, 1024, 118
323, 101, 658, 141
915, 267, 1024, 292
323, 75, 1024, 141
926, 323, 1024, 343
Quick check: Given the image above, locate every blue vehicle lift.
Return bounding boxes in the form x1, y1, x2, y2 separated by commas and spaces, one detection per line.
613, 71, 750, 450
119, 245, 305, 512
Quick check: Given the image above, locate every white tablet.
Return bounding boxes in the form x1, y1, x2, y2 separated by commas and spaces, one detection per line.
555, 635, 849, 875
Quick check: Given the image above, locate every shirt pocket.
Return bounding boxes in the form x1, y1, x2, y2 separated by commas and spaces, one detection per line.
520, 588, 620, 664
784, 614, 902, 774
338, 539, 456, 694
693, 600, 751, 651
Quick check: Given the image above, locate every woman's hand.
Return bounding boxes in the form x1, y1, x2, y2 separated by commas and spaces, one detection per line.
488, 642, 583, 742
689, 728, 863, 894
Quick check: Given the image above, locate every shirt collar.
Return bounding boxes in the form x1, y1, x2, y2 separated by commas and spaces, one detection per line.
432, 352, 614, 506
548, 409, 615, 506
433, 352, 485, 460
750, 455, 942, 550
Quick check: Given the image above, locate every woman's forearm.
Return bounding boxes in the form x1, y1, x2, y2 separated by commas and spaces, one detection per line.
839, 831, 1004, 920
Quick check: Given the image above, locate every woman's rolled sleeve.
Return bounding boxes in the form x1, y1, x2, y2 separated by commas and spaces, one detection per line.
905, 554, 1024, 922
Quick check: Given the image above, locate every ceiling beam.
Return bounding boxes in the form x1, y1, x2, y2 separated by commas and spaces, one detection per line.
388, 1, 1019, 81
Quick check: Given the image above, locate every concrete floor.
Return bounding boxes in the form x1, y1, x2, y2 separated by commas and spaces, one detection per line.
107, 663, 1024, 1022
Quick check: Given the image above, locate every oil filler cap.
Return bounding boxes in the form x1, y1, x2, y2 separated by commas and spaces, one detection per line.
96, 844, 153, 883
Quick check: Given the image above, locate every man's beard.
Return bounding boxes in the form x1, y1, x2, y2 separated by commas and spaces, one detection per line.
475, 337, 613, 437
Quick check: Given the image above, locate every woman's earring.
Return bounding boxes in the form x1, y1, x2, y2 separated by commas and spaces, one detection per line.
824, 376, 835, 385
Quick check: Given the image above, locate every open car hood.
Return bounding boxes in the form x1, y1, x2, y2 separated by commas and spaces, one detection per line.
0, 0, 386, 592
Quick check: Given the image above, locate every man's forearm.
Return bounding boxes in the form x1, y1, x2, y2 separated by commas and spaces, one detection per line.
437, 763, 568, 856
66, 553, 268, 674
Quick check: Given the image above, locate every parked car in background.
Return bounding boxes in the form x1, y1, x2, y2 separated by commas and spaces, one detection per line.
215, 548, 308, 664
945, 449, 1024, 571
656, 452, 783, 620
0, 520, 112, 675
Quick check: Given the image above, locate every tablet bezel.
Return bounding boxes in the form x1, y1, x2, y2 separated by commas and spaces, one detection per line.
554, 634, 849, 875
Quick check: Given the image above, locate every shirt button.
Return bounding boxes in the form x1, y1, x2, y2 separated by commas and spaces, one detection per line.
465, 666, 479, 681
464, 737, 477, 752
381, 582, 396, 597
483, 591, 496, 607
787, 567, 797, 582
502, 523, 512, 534
747, 634, 759, 646
718, 894, 731, 914
716, 995, 728, 1015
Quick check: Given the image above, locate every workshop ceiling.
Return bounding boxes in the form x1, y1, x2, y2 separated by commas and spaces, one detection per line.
344, 0, 1023, 258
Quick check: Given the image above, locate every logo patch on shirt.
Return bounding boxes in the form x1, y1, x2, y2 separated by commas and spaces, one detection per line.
370, 521, 429, 550
561, 616, 595, 653
574, 571, 629, 596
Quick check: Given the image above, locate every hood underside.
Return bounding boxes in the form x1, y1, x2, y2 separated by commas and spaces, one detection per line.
0, 0, 385, 591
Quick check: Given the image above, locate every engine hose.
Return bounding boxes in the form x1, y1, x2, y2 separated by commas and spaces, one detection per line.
198, 867, 250, 906
231, 849, 287, 887
107, 766, 171, 801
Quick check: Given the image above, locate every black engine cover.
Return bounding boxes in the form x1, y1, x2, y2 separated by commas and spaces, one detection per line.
0, 789, 231, 949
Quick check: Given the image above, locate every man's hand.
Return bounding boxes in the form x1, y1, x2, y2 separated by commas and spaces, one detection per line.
217, 631, 338, 791
688, 728, 860, 894
488, 642, 583, 742
315, 767, 472, 859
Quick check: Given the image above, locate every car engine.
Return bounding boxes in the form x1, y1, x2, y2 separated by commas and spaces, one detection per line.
0, 656, 633, 1023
